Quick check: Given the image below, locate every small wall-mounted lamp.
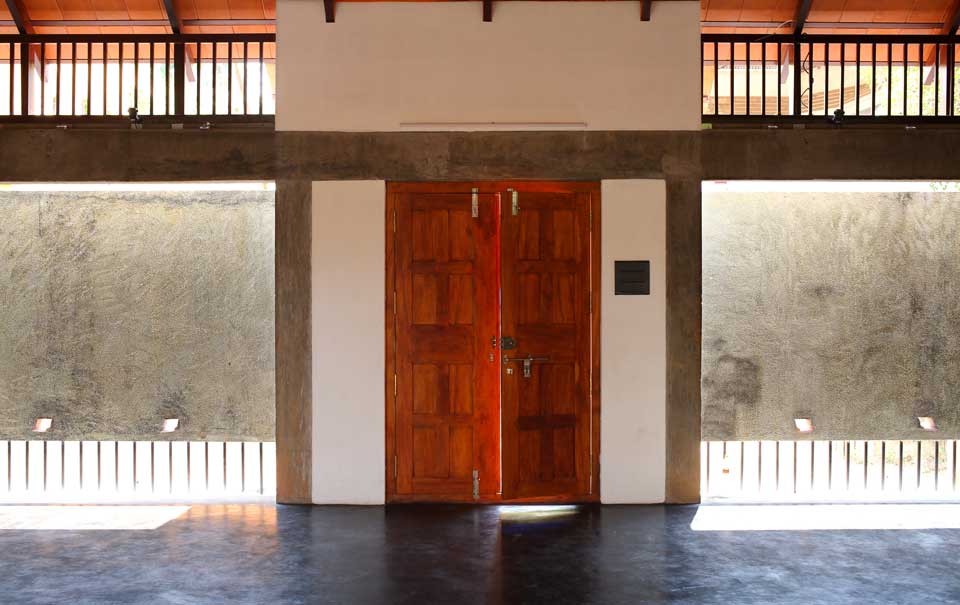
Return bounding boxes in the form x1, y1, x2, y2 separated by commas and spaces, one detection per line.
918, 416, 938, 431
161, 418, 180, 433
32, 418, 53, 433
794, 418, 814, 433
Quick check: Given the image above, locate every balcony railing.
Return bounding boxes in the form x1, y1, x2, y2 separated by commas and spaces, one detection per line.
0, 34, 275, 124
703, 34, 960, 124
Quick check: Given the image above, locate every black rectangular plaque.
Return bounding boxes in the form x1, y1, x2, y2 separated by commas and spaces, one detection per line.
614, 261, 650, 295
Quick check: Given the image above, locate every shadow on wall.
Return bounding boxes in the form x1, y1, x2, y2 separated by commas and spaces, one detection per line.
702, 187, 960, 441
0, 189, 276, 442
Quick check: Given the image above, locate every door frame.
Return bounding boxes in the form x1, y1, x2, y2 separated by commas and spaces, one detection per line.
385, 181, 601, 503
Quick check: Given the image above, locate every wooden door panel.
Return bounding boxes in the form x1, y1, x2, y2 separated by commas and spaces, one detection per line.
501, 189, 595, 500
394, 192, 499, 499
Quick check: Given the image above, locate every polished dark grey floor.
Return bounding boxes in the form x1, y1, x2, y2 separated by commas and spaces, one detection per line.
3, 503, 960, 604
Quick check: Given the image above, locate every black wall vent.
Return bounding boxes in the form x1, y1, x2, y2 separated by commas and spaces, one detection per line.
614, 260, 650, 295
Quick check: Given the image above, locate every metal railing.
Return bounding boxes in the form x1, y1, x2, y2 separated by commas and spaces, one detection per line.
703, 439, 960, 502
0, 34, 275, 124
702, 34, 960, 124
0, 440, 276, 502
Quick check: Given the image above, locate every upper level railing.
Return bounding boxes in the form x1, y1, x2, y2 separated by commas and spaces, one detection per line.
702, 34, 960, 124
0, 34, 275, 124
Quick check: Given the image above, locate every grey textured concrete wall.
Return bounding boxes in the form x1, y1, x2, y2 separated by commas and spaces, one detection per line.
0, 190, 275, 441
703, 190, 960, 441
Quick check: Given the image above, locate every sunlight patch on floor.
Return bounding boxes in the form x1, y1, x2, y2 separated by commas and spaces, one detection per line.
0, 506, 190, 530
692, 504, 960, 531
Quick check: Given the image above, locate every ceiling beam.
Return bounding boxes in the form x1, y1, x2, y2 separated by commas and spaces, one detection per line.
702, 20, 941, 30
641, 0, 651, 21
793, 0, 813, 35
4, 0, 33, 34
942, 0, 960, 35
323, 0, 335, 23
160, 0, 180, 33
482, 0, 491, 22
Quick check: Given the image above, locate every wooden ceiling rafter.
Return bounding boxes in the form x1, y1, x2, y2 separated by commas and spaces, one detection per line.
323, 0, 334, 22
793, 0, 813, 36
641, 0, 651, 21
483, 0, 491, 22
4, 0, 32, 34
161, 0, 181, 33
942, 0, 960, 35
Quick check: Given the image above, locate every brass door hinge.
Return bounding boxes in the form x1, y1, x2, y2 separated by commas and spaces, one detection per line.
509, 189, 519, 216
472, 470, 480, 500
392, 209, 397, 232
471, 187, 479, 218
393, 373, 397, 397
394, 455, 398, 479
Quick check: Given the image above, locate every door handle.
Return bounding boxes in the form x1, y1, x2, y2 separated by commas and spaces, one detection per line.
503, 355, 550, 379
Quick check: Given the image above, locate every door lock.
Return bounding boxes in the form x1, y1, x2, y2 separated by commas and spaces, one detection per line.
503, 355, 550, 378
500, 336, 517, 350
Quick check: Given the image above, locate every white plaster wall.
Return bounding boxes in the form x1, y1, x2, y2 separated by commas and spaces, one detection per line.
277, 1, 700, 131
311, 180, 386, 504
600, 180, 667, 503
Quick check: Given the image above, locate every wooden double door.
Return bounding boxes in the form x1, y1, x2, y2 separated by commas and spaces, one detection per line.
387, 182, 600, 503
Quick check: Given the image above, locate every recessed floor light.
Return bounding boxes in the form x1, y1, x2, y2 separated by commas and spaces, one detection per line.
918, 416, 937, 431
794, 418, 814, 433
161, 418, 180, 433
32, 418, 52, 433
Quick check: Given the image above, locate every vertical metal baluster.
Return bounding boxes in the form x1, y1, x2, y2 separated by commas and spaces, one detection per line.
855, 43, 860, 116
714, 41, 719, 115
899, 440, 904, 491
42, 441, 47, 492
845, 441, 851, 490
758, 441, 762, 491
55, 43, 60, 115
97, 441, 101, 490
258, 41, 264, 115
7, 43, 12, 115
919, 43, 925, 116
904, 44, 909, 116
863, 441, 868, 489
241, 442, 246, 493
793, 441, 797, 494
871, 42, 876, 116
78, 440, 83, 491
62, 441, 66, 489
25, 441, 29, 492
839, 43, 845, 113
729, 42, 735, 115
6, 441, 11, 492
102, 42, 107, 115
828, 441, 834, 490
223, 442, 228, 490
40, 43, 45, 116
881, 441, 886, 491
212, 42, 218, 114
114, 442, 119, 491
745, 42, 750, 116
935, 440, 940, 491
205, 442, 210, 491
887, 42, 892, 115
954, 440, 958, 492
86, 42, 91, 115
936, 44, 941, 115
777, 42, 783, 115
227, 41, 233, 114
761, 43, 766, 115
810, 440, 815, 490
775, 441, 780, 491
118, 42, 124, 115
824, 43, 830, 115
169, 442, 173, 494
133, 441, 137, 490
700, 39, 705, 114
70, 42, 76, 115
243, 42, 248, 115
150, 442, 155, 492
807, 43, 812, 116
196, 43, 202, 115
166, 42, 172, 115
134, 42, 139, 110
259, 442, 264, 494
149, 43, 155, 115
187, 441, 192, 491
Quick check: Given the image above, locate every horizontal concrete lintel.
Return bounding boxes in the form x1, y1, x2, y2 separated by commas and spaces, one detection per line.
5, 127, 960, 183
